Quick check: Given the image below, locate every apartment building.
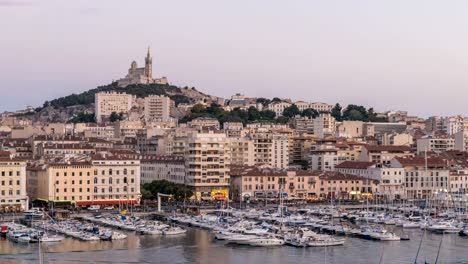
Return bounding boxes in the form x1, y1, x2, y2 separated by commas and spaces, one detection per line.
0, 158, 27, 212
230, 167, 377, 201
230, 166, 318, 200
228, 137, 255, 166
336, 121, 364, 138
313, 113, 336, 138
416, 136, 455, 154
390, 156, 449, 199
335, 161, 406, 200
292, 116, 314, 134
185, 132, 230, 200
358, 145, 413, 165
95, 92, 134, 123
455, 130, 468, 152
27, 153, 141, 207
187, 117, 221, 130
144, 95, 171, 121
140, 156, 186, 184
267, 102, 291, 117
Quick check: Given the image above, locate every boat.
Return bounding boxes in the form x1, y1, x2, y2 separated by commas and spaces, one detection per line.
247, 237, 285, 247
379, 232, 400, 241
308, 236, 345, 247
39, 234, 65, 242
163, 227, 187, 236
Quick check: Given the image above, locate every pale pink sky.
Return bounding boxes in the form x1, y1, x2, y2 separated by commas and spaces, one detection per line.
1, 0, 468, 117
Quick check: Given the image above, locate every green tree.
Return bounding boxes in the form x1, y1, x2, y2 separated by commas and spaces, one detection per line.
282, 104, 300, 117
276, 116, 289, 124
142, 180, 193, 201
109, 112, 124, 122
256, 98, 271, 106
301, 108, 319, 118
331, 103, 342, 121
271, 97, 282, 103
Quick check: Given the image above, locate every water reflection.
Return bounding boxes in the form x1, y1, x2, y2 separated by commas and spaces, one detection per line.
0, 228, 467, 264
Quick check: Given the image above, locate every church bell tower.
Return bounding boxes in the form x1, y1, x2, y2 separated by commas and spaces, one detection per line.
145, 46, 152, 79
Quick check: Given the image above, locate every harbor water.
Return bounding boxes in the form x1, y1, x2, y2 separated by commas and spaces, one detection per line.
0, 227, 467, 264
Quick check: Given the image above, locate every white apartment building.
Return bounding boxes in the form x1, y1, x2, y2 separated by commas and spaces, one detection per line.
313, 113, 336, 138
310, 149, 343, 171
443, 115, 468, 135
295, 101, 311, 112
390, 157, 449, 199
0, 158, 27, 212
250, 132, 290, 169
309, 102, 333, 112
144, 95, 171, 121
267, 102, 291, 117
140, 156, 186, 184
416, 136, 455, 154
185, 132, 230, 200
335, 161, 406, 200
95, 92, 134, 123
271, 134, 289, 169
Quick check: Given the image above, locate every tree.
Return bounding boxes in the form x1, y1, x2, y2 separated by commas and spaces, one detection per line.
109, 112, 124, 122
282, 104, 300, 117
142, 180, 193, 201
261, 110, 276, 120
276, 116, 289, 124
331, 103, 342, 121
301, 108, 319, 118
256, 98, 271, 106
271, 97, 282, 103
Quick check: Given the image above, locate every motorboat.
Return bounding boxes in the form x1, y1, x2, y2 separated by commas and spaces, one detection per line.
247, 237, 285, 247
163, 227, 187, 236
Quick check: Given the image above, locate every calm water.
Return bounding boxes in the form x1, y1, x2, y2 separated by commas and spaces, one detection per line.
0, 227, 467, 264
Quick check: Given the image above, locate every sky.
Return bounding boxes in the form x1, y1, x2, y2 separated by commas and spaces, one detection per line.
1, 0, 468, 117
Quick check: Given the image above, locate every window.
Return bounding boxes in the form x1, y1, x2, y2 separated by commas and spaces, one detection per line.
109, 177, 113, 184
94, 177, 98, 184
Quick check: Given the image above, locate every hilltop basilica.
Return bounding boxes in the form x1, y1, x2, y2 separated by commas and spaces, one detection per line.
117, 47, 168, 87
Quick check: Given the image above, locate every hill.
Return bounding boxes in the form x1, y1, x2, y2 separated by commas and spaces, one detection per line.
24, 82, 220, 123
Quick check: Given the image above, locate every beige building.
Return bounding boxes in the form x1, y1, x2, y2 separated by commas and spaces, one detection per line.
0, 158, 27, 212
250, 132, 290, 169
144, 95, 171, 121
381, 133, 413, 146
185, 132, 231, 200
95, 92, 134, 123
228, 137, 255, 166
358, 145, 413, 165
336, 121, 364, 138
27, 153, 141, 207
230, 166, 377, 201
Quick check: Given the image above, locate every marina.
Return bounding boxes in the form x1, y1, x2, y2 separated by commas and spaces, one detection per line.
0, 204, 467, 263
